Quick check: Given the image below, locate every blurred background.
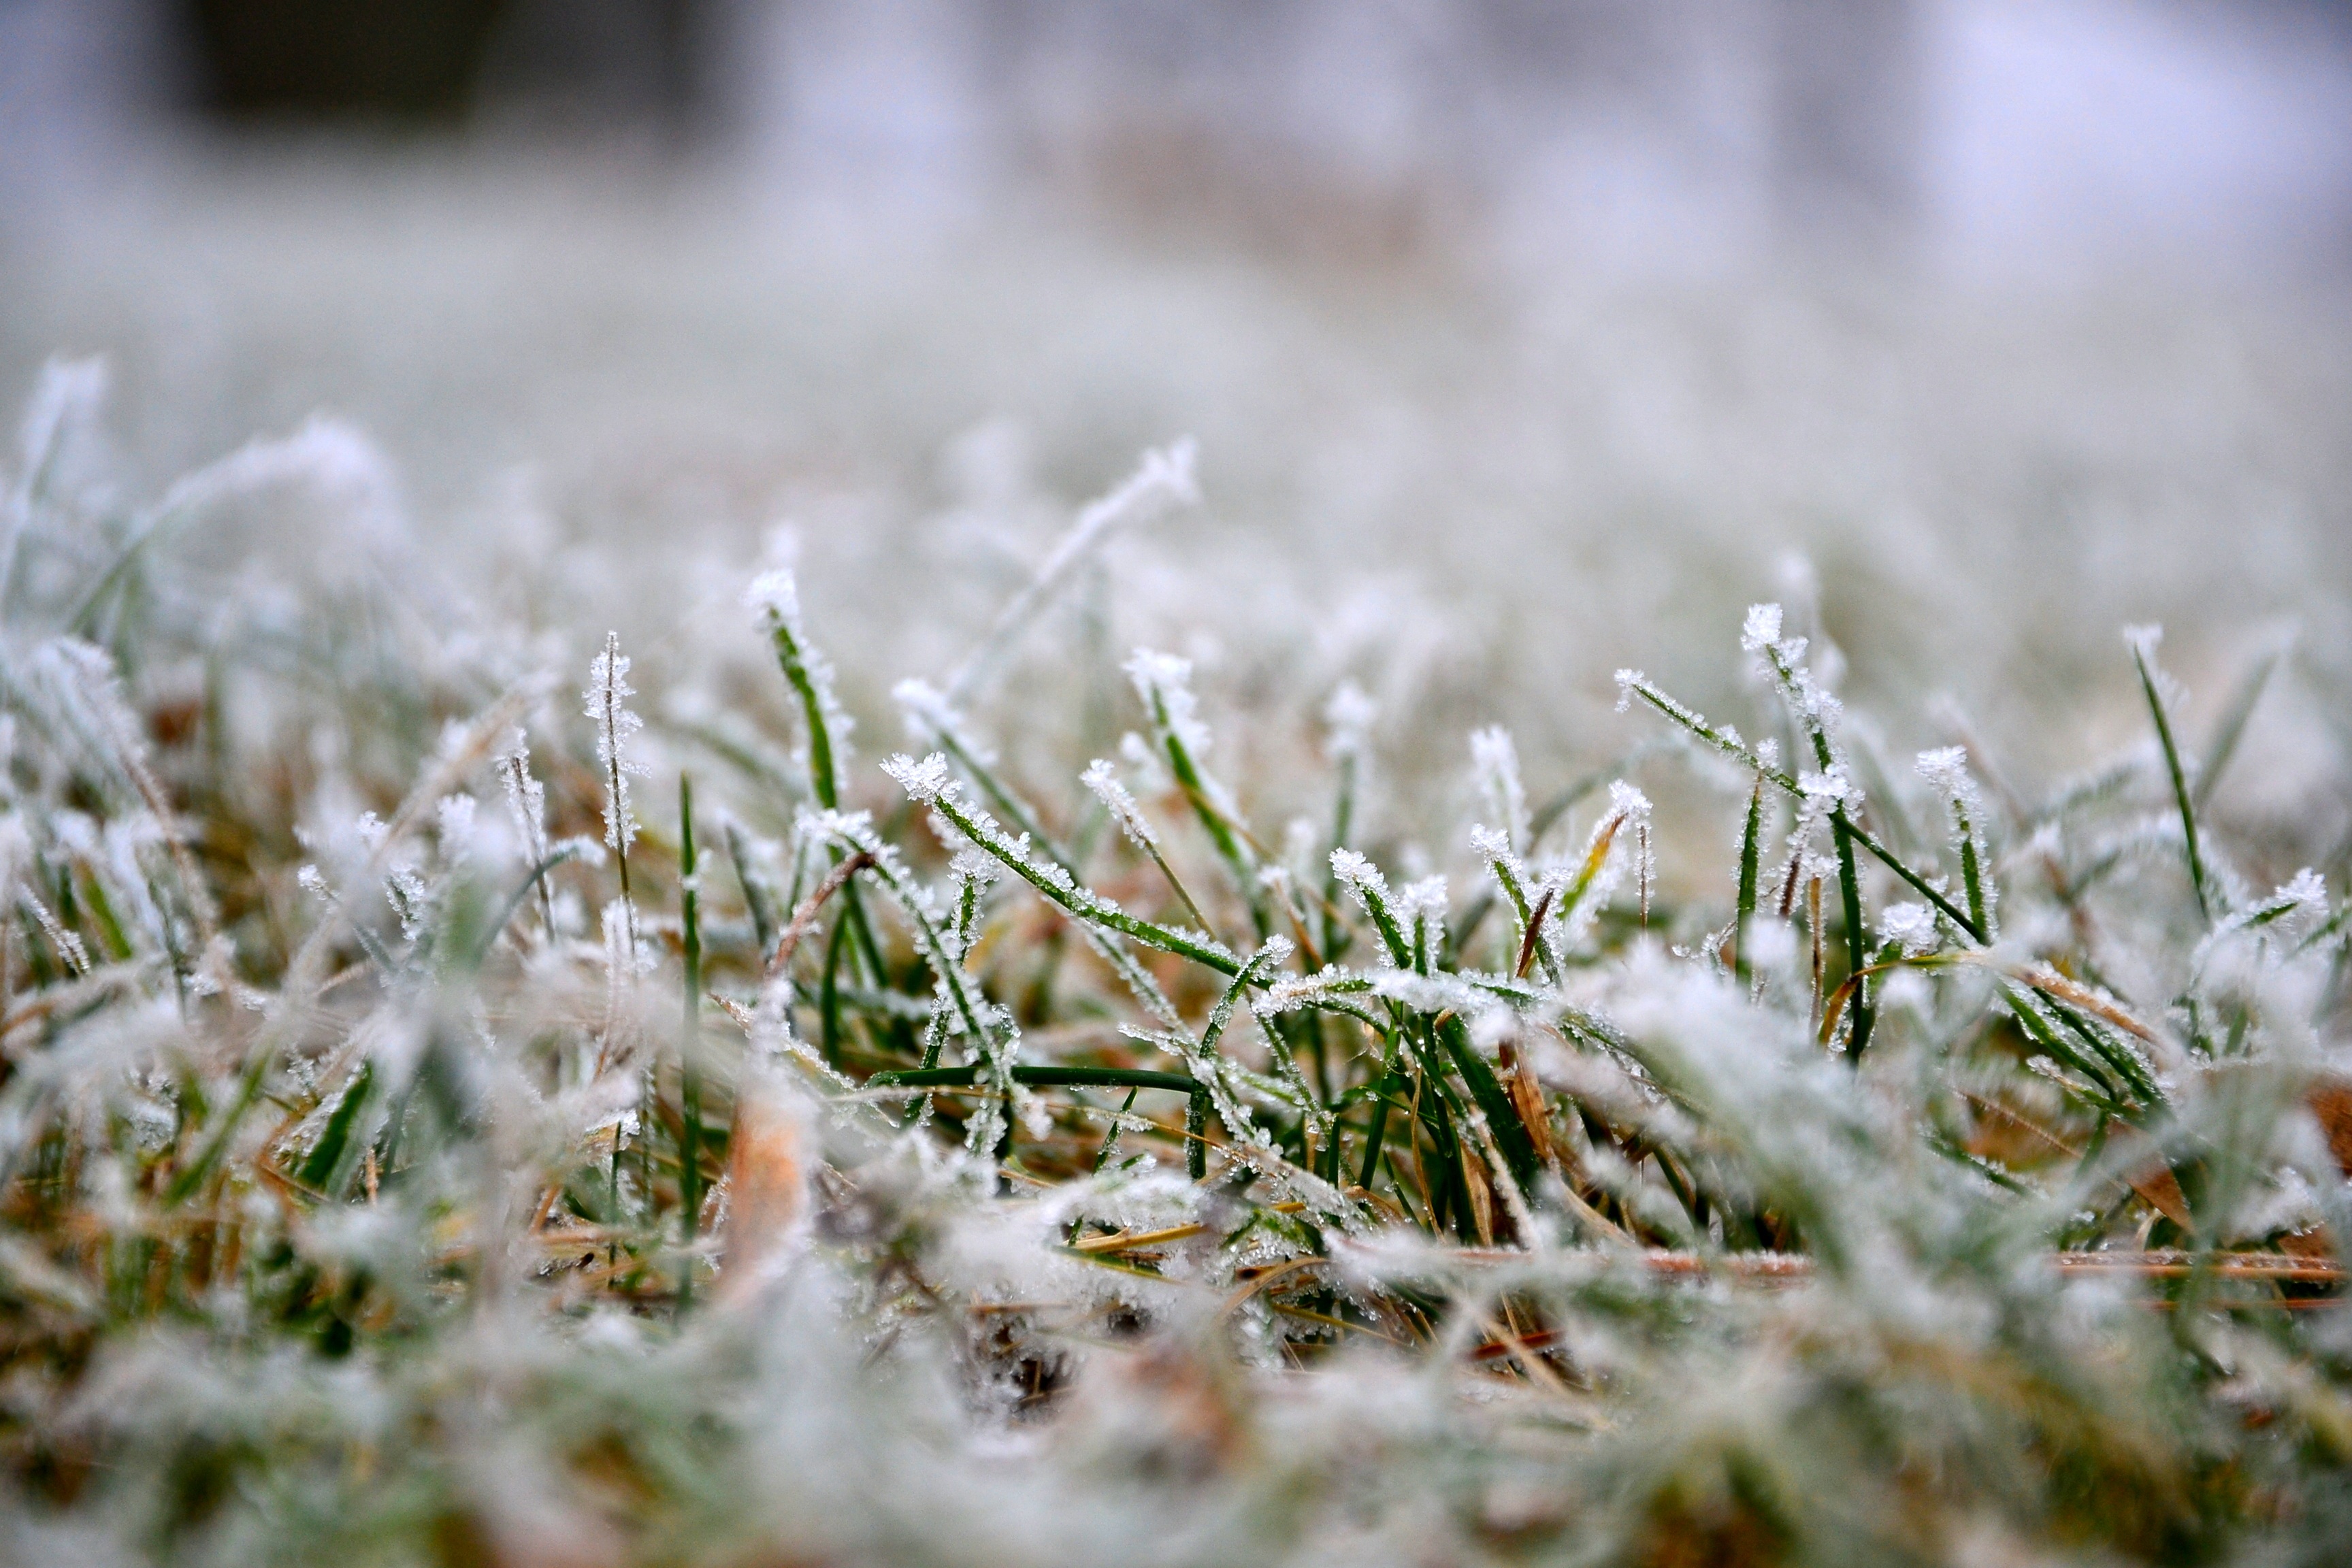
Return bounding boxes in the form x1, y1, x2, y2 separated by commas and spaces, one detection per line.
1, 1, 2349, 830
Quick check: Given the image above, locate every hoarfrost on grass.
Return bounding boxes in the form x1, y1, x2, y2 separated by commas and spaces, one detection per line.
2, 359, 2350, 1568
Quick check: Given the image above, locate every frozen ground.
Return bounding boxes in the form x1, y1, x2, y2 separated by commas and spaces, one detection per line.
5, 143, 2352, 1567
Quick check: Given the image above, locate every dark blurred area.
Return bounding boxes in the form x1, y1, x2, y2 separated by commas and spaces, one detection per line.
182, 0, 710, 131
186, 0, 509, 120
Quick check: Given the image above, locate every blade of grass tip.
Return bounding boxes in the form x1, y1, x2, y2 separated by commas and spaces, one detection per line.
1917, 748, 1995, 942
588, 632, 642, 949
1550, 805, 1631, 943
2127, 627, 2211, 922
813, 810, 1013, 1152
945, 438, 1199, 704
1128, 650, 1268, 937
1083, 757, 1217, 939
1734, 775, 1763, 987
1516, 885, 1558, 983
898, 689, 1182, 1028
678, 777, 704, 1309
496, 742, 558, 942
1095, 1087, 1141, 1172
749, 572, 889, 984
1740, 615, 1875, 1058
1330, 850, 1412, 970
1957, 806, 1989, 942
896, 682, 1065, 860
887, 753, 1243, 977
1474, 829, 1561, 987
1619, 668, 1986, 942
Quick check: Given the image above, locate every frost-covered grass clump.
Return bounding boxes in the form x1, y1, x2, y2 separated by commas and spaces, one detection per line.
2, 359, 2351, 1567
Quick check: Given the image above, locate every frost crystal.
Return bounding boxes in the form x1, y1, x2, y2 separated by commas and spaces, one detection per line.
1323, 680, 1375, 760
1125, 649, 1211, 755
1612, 668, 1643, 713
435, 795, 478, 862
1914, 746, 1970, 794
1879, 902, 1938, 956
750, 567, 855, 794
2279, 867, 2327, 916
883, 751, 953, 804
1608, 781, 1656, 920
1081, 759, 1158, 849
585, 632, 646, 855
497, 733, 551, 871
1797, 767, 1855, 805
744, 569, 800, 626
1741, 602, 1784, 653
1398, 875, 1449, 924
1329, 848, 1386, 900
1916, 745, 1997, 936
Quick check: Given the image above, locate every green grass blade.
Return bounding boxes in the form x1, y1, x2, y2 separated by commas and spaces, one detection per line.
678, 777, 704, 1309
874, 1064, 1201, 1094
900, 768, 1243, 977
294, 1061, 374, 1197
1734, 775, 1763, 986
1621, 672, 1986, 942
2128, 631, 2211, 922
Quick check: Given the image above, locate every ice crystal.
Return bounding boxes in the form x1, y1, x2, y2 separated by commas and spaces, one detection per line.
882, 751, 952, 804
1124, 648, 1212, 755
1324, 679, 1376, 760
4, 382, 2348, 1568
585, 631, 645, 855
1081, 758, 1158, 849
1878, 902, 1938, 956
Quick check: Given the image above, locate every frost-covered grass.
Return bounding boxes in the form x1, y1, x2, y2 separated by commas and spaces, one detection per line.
3, 313, 2352, 1568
